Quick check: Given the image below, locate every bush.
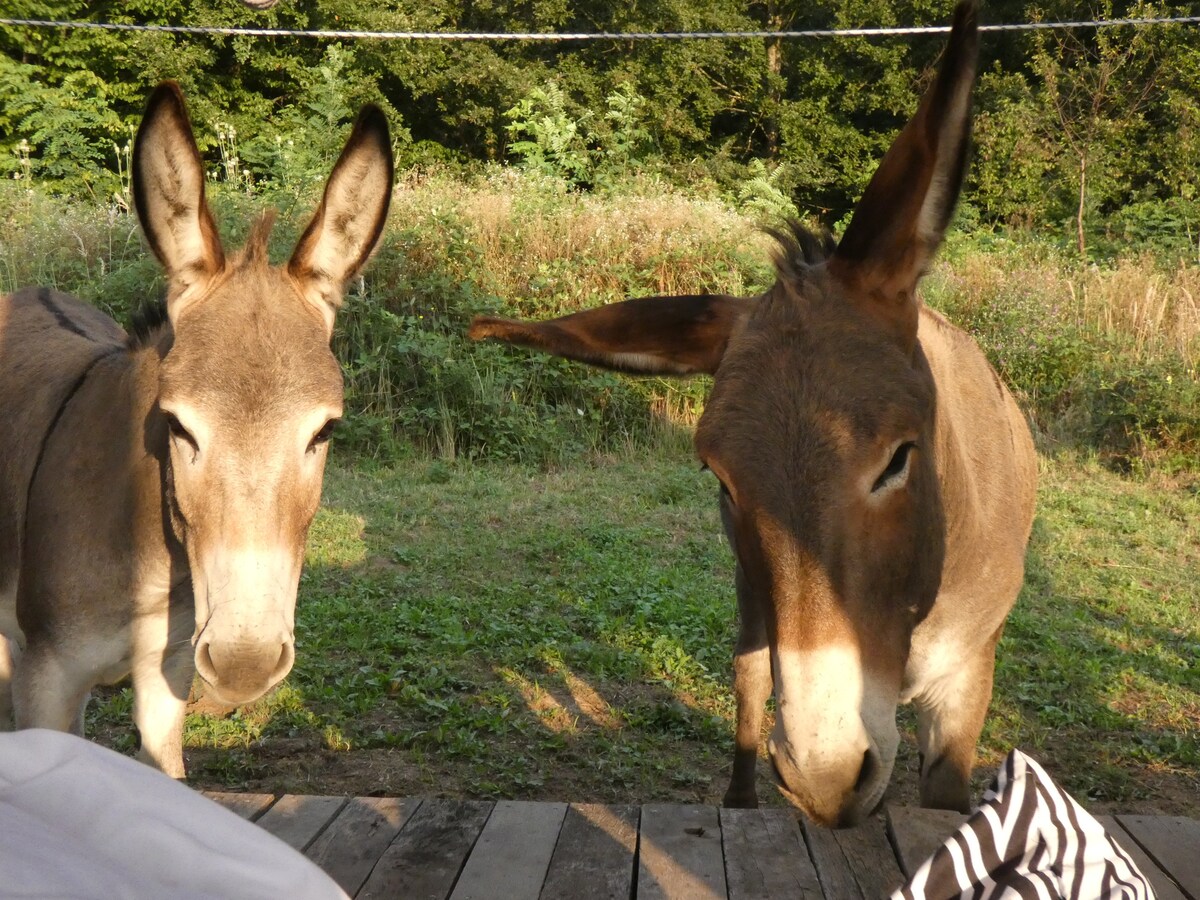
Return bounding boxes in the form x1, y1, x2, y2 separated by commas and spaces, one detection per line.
2, 175, 1196, 473
1085, 358, 1200, 473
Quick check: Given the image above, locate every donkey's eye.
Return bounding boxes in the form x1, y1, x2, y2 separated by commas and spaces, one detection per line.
872, 441, 916, 493
309, 418, 340, 450
164, 413, 198, 452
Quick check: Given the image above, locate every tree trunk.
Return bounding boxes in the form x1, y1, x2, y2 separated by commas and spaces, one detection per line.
763, 1, 783, 158
1076, 152, 1088, 259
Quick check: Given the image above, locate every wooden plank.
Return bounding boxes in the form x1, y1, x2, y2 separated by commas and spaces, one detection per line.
830, 815, 907, 898
885, 807, 967, 878
450, 801, 567, 900
637, 803, 726, 900
1115, 815, 1200, 899
357, 799, 493, 900
539, 804, 638, 900
801, 818, 865, 900
304, 797, 422, 897
720, 807, 823, 900
255, 794, 348, 852
203, 791, 277, 822
1096, 816, 1187, 900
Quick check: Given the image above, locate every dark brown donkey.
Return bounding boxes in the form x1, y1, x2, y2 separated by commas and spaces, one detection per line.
0, 84, 393, 776
470, 2, 1035, 827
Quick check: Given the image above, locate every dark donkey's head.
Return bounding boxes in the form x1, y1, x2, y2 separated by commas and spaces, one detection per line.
133, 84, 393, 705
471, 4, 979, 825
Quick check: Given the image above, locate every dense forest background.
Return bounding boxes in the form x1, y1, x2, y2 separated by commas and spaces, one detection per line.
1, 1, 1197, 469
2, 0, 1199, 256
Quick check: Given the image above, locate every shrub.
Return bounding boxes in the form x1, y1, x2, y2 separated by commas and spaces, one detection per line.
2, 175, 1196, 473
1085, 358, 1200, 473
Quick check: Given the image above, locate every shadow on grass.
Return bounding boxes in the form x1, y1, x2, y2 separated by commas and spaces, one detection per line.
87, 451, 1197, 820
168, 450, 781, 806
982, 503, 1200, 814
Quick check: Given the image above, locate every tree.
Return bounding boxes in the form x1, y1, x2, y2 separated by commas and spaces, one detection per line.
1030, 4, 1160, 257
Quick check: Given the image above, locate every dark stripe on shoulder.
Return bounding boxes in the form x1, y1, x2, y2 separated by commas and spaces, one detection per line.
23, 345, 124, 537
38, 287, 95, 341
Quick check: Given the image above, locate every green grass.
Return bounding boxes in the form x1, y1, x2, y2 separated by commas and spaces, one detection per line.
982, 453, 1200, 809
86, 447, 1200, 814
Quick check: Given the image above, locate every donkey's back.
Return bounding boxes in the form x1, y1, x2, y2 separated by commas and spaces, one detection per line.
0, 288, 126, 629
921, 304, 1037, 578
907, 304, 1037, 699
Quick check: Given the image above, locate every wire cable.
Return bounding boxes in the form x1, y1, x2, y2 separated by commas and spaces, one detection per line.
0, 15, 1198, 41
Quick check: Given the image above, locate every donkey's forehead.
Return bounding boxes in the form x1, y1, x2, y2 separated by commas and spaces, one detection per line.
696, 299, 932, 462
160, 271, 342, 406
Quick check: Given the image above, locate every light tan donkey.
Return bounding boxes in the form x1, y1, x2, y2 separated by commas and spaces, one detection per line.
471, 2, 1036, 826
0, 83, 393, 777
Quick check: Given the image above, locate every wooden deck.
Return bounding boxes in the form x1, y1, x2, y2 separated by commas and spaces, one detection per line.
205, 792, 1200, 899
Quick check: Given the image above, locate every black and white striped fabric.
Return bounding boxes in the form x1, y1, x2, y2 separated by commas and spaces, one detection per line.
893, 750, 1155, 900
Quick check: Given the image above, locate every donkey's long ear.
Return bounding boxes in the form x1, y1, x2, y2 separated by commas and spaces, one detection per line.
133, 82, 225, 321
469, 294, 750, 376
830, 0, 978, 340
288, 106, 393, 335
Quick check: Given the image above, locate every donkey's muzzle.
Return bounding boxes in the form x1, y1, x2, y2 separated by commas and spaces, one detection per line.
768, 738, 886, 828
194, 637, 295, 706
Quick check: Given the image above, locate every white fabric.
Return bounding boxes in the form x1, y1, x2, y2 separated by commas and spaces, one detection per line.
0, 729, 348, 899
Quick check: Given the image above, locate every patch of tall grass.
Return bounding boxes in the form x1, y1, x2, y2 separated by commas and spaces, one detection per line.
1, 174, 1196, 471
929, 235, 1199, 471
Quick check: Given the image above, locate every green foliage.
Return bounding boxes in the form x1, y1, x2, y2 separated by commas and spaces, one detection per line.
241, 43, 412, 194
1086, 360, 1200, 474
733, 159, 800, 223
971, 69, 1058, 229
0, 59, 126, 199
504, 81, 655, 189
936, 274, 1092, 413
505, 83, 593, 186
1103, 198, 1200, 264
2, 0, 1198, 253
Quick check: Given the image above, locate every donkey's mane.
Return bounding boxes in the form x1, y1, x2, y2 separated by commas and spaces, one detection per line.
767, 220, 836, 284
127, 300, 170, 349
236, 209, 277, 269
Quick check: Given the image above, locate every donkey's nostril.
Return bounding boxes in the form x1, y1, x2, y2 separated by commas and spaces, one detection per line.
269, 641, 295, 685
194, 641, 217, 684
853, 747, 877, 794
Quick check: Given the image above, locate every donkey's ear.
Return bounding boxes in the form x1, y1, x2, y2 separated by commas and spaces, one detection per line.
830, 0, 979, 339
133, 82, 225, 321
469, 294, 750, 376
288, 105, 393, 335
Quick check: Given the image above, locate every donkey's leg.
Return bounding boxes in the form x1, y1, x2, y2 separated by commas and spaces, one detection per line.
0, 634, 20, 729
131, 643, 194, 779
12, 638, 95, 734
912, 634, 1000, 813
0, 583, 19, 729
723, 567, 772, 809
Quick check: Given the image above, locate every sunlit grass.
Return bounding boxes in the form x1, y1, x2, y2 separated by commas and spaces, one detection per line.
79, 448, 1200, 813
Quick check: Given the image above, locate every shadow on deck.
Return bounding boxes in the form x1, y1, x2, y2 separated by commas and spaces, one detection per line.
205, 792, 1199, 899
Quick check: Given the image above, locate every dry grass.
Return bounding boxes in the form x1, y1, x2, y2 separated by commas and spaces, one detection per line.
3, 177, 1196, 466
387, 170, 773, 315
935, 241, 1200, 368
1076, 259, 1200, 365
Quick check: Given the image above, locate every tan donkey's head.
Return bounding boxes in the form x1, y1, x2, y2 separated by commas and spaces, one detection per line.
133, 83, 392, 705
